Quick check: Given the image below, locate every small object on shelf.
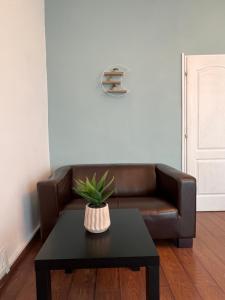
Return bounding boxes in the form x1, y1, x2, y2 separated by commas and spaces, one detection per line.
104, 71, 124, 76
108, 84, 127, 94
101, 66, 128, 95
108, 89, 127, 94
102, 80, 121, 85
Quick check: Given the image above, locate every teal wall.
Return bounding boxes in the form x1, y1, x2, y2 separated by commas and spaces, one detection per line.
45, 0, 225, 169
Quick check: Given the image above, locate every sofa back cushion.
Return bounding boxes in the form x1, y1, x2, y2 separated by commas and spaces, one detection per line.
72, 164, 156, 197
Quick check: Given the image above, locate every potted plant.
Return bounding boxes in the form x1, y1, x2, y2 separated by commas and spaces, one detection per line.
73, 171, 114, 233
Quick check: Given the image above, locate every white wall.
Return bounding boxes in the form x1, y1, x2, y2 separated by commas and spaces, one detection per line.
0, 0, 49, 279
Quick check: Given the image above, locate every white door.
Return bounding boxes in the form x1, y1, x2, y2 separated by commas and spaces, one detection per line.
184, 54, 225, 211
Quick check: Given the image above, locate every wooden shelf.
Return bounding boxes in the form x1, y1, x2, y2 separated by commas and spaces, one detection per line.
102, 80, 121, 85
107, 89, 127, 94
102, 67, 127, 94
104, 71, 124, 76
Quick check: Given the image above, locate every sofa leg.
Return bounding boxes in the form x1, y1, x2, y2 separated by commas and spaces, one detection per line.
175, 238, 193, 248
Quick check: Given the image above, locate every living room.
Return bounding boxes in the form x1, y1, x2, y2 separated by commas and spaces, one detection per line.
1, 1, 225, 299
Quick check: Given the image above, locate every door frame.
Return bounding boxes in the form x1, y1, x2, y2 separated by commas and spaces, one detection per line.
181, 53, 187, 173
181, 53, 225, 173
182, 53, 225, 211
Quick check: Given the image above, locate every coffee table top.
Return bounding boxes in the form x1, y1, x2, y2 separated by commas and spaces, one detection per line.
35, 209, 159, 268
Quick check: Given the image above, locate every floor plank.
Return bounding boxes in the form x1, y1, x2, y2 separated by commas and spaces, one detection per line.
160, 267, 170, 287
197, 218, 225, 265
1, 212, 225, 300
157, 243, 201, 300
160, 287, 175, 300
191, 232, 225, 294
214, 212, 225, 223
119, 267, 145, 300
197, 213, 225, 239
172, 245, 225, 300
95, 268, 121, 300
206, 213, 225, 234
67, 269, 96, 300
51, 271, 73, 300
95, 291, 121, 300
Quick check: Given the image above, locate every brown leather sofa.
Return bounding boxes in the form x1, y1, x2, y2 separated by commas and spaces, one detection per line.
37, 164, 196, 247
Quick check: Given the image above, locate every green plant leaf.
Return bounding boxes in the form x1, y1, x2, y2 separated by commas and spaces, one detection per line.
73, 170, 114, 207
74, 179, 84, 186
85, 178, 102, 200
102, 189, 114, 202
91, 173, 97, 188
96, 171, 109, 191
101, 176, 114, 193
76, 191, 98, 204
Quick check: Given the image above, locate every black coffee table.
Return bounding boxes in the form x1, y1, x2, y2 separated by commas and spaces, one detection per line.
35, 209, 159, 299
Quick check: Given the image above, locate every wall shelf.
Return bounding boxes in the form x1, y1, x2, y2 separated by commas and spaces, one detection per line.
108, 89, 127, 94
104, 71, 124, 76
101, 66, 128, 95
102, 80, 121, 85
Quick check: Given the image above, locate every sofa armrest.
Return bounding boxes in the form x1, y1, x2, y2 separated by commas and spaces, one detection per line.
155, 164, 196, 238
37, 166, 72, 241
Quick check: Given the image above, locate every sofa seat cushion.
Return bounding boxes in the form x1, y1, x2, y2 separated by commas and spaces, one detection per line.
117, 196, 177, 216
118, 196, 178, 239
63, 197, 119, 210
63, 196, 178, 239
63, 196, 177, 216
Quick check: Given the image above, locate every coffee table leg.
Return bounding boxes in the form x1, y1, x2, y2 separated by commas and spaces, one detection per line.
35, 268, 51, 300
146, 265, 159, 300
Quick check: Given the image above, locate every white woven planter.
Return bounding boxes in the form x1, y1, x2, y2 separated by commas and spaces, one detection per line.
84, 203, 111, 233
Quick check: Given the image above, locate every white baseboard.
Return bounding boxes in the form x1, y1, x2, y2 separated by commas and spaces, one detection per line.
0, 225, 40, 280
9, 224, 40, 266
0, 249, 10, 280
0, 266, 9, 281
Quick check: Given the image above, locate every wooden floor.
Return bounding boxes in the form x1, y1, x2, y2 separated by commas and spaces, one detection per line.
1, 212, 225, 300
